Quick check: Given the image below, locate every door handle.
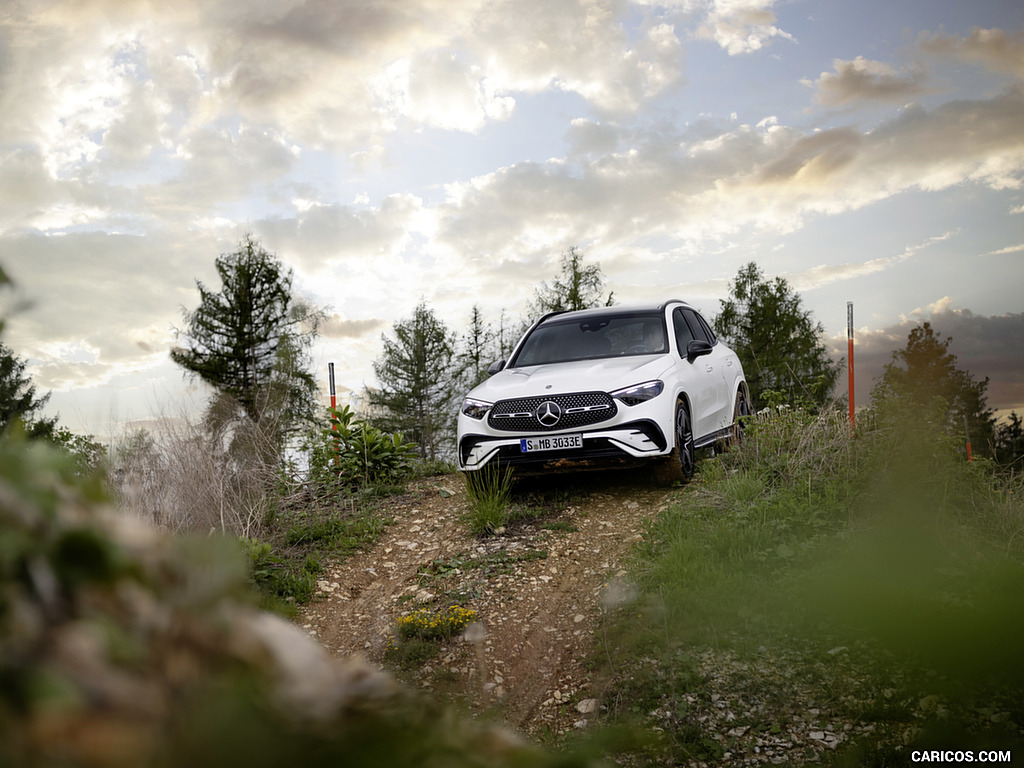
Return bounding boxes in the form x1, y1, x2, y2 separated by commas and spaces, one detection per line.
705, 365, 714, 373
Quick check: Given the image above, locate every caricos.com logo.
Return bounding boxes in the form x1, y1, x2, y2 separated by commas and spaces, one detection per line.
911, 750, 1012, 763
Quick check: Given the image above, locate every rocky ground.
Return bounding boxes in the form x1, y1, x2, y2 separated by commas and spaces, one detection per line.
295, 472, 972, 766
298, 472, 672, 737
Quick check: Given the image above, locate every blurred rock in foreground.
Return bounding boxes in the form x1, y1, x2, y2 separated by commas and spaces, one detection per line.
0, 433, 582, 768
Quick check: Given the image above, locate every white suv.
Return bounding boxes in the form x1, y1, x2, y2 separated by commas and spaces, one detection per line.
457, 300, 749, 482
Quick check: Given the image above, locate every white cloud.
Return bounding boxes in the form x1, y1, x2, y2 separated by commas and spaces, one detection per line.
433, 84, 1024, 267
565, 118, 621, 156
806, 57, 928, 107
988, 243, 1024, 255
788, 233, 959, 292
694, 0, 795, 55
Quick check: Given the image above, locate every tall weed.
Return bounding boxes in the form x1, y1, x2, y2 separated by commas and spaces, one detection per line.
462, 462, 515, 535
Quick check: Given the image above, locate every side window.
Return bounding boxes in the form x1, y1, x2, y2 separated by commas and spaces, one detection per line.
693, 310, 717, 345
681, 308, 711, 344
673, 308, 695, 356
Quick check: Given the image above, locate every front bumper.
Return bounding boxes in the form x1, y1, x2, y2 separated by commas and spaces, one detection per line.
458, 419, 669, 472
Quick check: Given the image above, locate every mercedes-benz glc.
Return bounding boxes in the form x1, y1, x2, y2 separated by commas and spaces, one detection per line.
457, 300, 749, 483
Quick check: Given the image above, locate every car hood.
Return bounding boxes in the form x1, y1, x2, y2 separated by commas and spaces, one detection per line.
467, 355, 674, 402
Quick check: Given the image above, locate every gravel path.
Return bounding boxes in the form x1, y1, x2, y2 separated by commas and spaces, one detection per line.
297, 474, 674, 735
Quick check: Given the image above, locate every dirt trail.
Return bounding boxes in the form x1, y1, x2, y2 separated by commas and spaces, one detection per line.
298, 474, 676, 735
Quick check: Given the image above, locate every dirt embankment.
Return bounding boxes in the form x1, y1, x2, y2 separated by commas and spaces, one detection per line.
297, 474, 676, 735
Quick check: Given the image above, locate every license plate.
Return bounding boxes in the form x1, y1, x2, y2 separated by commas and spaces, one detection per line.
520, 434, 583, 453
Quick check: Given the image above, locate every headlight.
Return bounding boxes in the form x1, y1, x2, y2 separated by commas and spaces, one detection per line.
611, 380, 664, 406
461, 398, 493, 419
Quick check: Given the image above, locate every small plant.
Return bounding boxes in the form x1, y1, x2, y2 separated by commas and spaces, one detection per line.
462, 462, 515, 535
395, 604, 479, 642
239, 537, 279, 588
239, 536, 317, 609
311, 405, 417, 491
385, 604, 480, 671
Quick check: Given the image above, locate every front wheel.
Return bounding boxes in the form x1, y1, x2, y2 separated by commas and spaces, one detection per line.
653, 399, 696, 485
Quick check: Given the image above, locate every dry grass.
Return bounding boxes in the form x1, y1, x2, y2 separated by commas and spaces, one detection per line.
109, 404, 297, 538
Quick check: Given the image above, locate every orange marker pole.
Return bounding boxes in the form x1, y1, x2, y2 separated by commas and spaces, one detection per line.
329, 363, 339, 467
847, 302, 855, 432
328, 362, 337, 415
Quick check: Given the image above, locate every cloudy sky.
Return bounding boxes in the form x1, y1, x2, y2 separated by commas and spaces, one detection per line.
1, 0, 1023, 438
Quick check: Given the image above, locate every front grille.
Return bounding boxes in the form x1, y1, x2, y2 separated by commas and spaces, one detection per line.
487, 391, 617, 432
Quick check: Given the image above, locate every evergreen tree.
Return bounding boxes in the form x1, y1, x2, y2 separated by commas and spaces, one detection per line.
529, 246, 614, 316
457, 304, 500, 391
367, 301, 459, 461
715, 262, 838, 409
171, 235, 319, 441
871, 322, 995, 457
994, 412, 1024, 468
0, 340, 56, 439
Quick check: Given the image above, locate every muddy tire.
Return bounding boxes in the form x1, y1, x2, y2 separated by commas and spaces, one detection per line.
652, 399, 695, 486
728, 387, 751, 448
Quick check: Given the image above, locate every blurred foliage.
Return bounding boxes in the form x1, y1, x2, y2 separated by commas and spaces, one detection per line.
0, 428, 593, 768
601, 398, 1024, 765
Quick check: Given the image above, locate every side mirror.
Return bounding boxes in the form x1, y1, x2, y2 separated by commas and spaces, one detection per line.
686, 340, 713, 363
487, 359, 506, 375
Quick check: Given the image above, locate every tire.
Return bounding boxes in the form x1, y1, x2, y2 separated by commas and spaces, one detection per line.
728, 388, 751, 448
653, 399, 696, 485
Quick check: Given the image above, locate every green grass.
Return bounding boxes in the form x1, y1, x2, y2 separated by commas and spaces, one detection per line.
595, 405, 1024, 765
462, 462, 516, 534
242, 496, 394, 611
461, 466, 591, 536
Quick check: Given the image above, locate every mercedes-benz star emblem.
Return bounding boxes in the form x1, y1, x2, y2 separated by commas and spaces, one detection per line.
535, 401, 562, 427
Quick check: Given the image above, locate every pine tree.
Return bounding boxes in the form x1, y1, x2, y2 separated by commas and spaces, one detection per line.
457, 305, 500, 391
529, 246, 614, 316
0, 340, 56, 439
171, 235, 319, 440
871, 322, 995, 457
367, 301, 458, 461
715, 262, 838, 409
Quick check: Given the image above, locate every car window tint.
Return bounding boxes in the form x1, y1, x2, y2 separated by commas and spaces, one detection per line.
512, 312, 666, 366
673, 308, 695, 355
695, 311, 717, 344
681, 308, 711, 344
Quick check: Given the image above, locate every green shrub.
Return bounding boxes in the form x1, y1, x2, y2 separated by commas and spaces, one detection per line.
314, 405, 417, 490
239, 536, 318, 608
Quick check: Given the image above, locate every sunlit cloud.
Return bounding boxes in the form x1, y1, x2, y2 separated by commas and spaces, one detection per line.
694, 0, 795, 55
805, 57, 928, 107
1, 1, 1021, 433
920, 27, 1024, 80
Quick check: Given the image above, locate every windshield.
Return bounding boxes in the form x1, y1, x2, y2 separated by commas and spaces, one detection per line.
510, 311, 667, 367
